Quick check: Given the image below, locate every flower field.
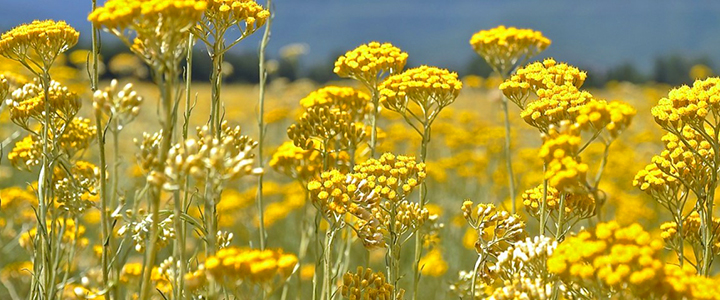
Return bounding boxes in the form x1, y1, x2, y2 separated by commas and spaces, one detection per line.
1, 1, 719, 299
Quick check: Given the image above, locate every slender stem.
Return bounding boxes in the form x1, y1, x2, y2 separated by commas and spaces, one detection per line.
555, 194, 566, 240
90, 1, 112, 298
257, 0, 273, 251
412, 125, 430, 300
323, 227, 337, 300
38, 70, 53, 299
501, 97, 517, 213
139, 67, 176, 300
470, 254, 483, 300
540, 163, 548, 236
370, 88, 379, 158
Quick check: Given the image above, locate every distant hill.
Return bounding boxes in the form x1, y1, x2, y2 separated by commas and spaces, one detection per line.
3, 0, 720, 73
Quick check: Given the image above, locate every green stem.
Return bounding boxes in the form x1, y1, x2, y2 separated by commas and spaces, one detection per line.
323, 227, 337, 300
412, 125, 430, 300
501, 96, 516, 214
139, 68, 176, 300
470, 254, 483, 300
540, 164, 548, 236
370, 88, 379, 158
555, 194, 566, 240
90, 1, 112, 297
257, 0, 273, 251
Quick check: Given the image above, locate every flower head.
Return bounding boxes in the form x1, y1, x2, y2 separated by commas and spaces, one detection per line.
0, 20, 79, 68
379, 65, 462, 114
334, 42, 408, 88
470, 26, 550, 74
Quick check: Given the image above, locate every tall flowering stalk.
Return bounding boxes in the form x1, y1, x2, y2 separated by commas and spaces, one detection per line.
500, 59, 635, 237
0, 19, 80, 299
194, 0, 269, 256
638, 77, 720, 275
334, 42, 408, 158
89, 1, 206, 299
378, 65, 462, 299
257, 0, 273, 254
470, 26, 550, 214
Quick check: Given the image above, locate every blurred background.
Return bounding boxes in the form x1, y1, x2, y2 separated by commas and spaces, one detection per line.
3, 0, 720, 86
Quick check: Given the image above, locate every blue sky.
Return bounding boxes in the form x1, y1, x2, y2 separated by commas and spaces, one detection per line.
2, 0, 720, 72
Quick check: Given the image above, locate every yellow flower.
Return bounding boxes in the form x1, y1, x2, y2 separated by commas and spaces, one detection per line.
201, 0, 269, 38
0, 20, 79, 67
334, 42, 408, 87
470, 25, 550, 74
379, 65, 462, 114
419, 249, 448, 277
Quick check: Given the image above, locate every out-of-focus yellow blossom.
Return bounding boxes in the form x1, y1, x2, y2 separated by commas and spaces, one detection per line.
470, 26, 550, 74
548, 221, 665, 298
7, 135, 41, 170
341, 266, 404, 300
690, 64, 713, 80
269, 141, 323, 182
334, 42, 408, 87
204, 247, 298, 286
0, 186, 36, 210
0, 20, 79, 67
419, 248, 448, 277
19, 218, 89, 250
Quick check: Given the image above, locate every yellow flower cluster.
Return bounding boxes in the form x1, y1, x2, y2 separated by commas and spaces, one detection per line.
635, 127, 713, 202
469, 26, 550, 73
521, 184, 595, 220
538, 128, 588, 192
547, 221, 664, 298
269, 141, 323, 182
307, 170, 378, 223
88, 0, 206, 31
8, 135, 42, 169
334, 42, 408, 87
299, 86, 371, 122
353, 153, 426, 202
340, 266, 404, 300
520, 85, 593, 131
375, 199, 430, 237
204, 247, 298, 285
661, 211, 720, 253
10, 80, 81, 128
379, 65, 462, 114
661, 265, 720, 300
57, 117, 97, 157
652, 77, 720, 129
0, 20, 79, 66
202, 0, 269, 37
0, 186, 36, 210
287, 105, 366, 151
501, 58, 586, 108
575, 100, 636, 138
